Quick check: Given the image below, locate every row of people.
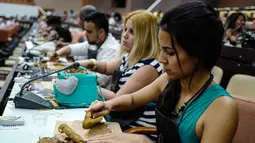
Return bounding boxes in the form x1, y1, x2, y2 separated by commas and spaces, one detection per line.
50, 10, 162, 135
85, 1, 238, 143
45, 1, 238, 142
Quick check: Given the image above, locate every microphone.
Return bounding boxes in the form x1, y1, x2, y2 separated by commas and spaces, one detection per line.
14, 62, 80, 109
19, 62, 80, 96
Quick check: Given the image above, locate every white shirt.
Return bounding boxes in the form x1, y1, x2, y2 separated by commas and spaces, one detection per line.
69, 33, 120, 61
69, 33, 120, 89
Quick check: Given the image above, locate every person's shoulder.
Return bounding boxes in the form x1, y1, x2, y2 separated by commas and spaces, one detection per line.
213, 95, 236, 107
105, 34, 120, 45
103, 39, 120, 50
207, 91, 237, 116
204, 84, 237, 113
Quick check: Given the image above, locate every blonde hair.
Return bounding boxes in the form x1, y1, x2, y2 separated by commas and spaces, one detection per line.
121, 10, 160, 67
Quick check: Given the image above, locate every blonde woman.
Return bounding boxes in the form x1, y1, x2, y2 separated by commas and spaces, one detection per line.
78, 10, 162, 130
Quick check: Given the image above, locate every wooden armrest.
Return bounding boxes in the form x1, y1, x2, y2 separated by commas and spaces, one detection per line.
124, 127, 157, 135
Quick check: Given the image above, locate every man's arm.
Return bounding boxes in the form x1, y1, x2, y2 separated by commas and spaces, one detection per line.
51, 42, 90, 60
55, 45, 71, 57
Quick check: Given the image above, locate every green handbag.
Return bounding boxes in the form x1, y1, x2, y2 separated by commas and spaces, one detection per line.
53, 66, 105, 108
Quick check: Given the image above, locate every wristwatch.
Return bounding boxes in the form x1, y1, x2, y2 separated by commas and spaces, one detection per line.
90, 59, 98, 71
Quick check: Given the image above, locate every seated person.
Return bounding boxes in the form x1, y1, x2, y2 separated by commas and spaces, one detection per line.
79, 10, 162, 130
109, 12, 122, 28
50, 12, 120, 89
224, 12, 246, 44
72, 5, 97, 43
55, 5, 96, 52
87, 2, 238, 143
46, 16, 72, 42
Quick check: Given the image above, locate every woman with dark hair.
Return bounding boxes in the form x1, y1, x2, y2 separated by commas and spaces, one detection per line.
224, 12, 246, 43
86, 1, 238, 143
46, 16, 72, 42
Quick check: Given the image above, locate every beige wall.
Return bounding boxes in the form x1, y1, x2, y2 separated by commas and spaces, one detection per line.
88, 0, 156, 15
34, 0, 182, 16
87, 0, 129, 15
130, 0, 155, 11
87, 0, 111, 12
34, 0, 83, 16
87, 0, 182, 15
218, 0, 255, 7
156, 0, 181, 12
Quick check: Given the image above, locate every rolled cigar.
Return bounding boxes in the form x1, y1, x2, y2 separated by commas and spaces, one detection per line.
82, 112, 103, 129
58, 123, 85, 143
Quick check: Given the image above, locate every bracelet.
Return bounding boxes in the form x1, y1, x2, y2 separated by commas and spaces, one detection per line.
90, 59, 98, 71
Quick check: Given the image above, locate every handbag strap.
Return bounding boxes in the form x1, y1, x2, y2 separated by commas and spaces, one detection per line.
78, 66, 87, 71
97, 81, 111, 121
64, 66, 88, 78
97, 83, 106, 102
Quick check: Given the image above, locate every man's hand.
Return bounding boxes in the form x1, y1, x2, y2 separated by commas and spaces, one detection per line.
50, 52, 59, 61
55, 41, 69, 51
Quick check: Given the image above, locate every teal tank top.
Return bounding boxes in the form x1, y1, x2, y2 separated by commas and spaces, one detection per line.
176, 84, 231, 143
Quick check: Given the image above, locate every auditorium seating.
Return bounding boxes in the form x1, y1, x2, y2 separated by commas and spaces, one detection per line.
217, 46, 255, 88
233, 95, 255, 143
212, 66, 223, 84
227, 74, 255, 98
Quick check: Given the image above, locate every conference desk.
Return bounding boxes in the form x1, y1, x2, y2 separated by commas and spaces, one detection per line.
0, 82, 89, 143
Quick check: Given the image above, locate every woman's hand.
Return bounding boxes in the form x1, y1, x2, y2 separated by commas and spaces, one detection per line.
86, 101, 112, 118
87, 133, 152, 143
49, 52, 59, 61
78, 60, 95, 70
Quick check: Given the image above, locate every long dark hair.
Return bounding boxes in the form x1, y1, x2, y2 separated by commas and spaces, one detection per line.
157, 1, 224, 117
225, 12, 246, 30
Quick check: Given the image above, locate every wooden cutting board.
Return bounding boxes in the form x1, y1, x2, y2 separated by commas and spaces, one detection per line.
53, 120, 122, 141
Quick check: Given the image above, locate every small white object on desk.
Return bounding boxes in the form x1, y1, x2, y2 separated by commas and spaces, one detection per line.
0, 116, 25, 126
0, 125, 20, 130
25, 41, 33, 50
14, 77, 30, 83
